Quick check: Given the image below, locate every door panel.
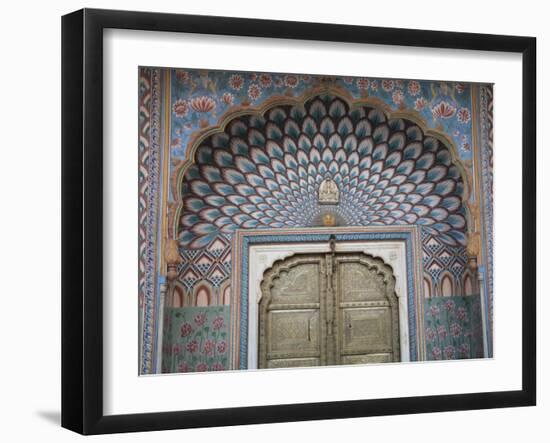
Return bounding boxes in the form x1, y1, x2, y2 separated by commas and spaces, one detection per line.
267, 309, 320, 358
341, 353, 392, 365
270, 263, 320, 304
259, 252, 400, 369
339, 262, 387, 302
341, 307, 393, 354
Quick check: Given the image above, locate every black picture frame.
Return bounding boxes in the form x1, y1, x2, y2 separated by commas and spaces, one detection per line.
61, 8, 536, 435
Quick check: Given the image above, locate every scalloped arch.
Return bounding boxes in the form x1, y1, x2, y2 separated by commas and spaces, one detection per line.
171, 86, 472, 248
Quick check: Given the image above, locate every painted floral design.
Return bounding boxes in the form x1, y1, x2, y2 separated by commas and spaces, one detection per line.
212, 315, 225, 330
457, 107, 471, 124
431, 101, 457, 119
180, 322, 193, 337
175, 69, 190, 83
408, 80, 421, 96
228, 74, 244, 91
284, 74, 299, 88
196, 363, 208, 372
444, 345, 455, 359
186, 339, 199, 353
169, 69, 476, 165
189, 96, 216, 114
173, 99, 189, 118
382, 79, 394, 91
194, 312, 207, 326
248, 83, 261, 101
357, 78, 369, 91
259, 73, 273, 88
221, 92, 234, 106
424, 296, 483, 361
414, 97, 427, 110
392, 89, 405, 106
166, 306, 230, 373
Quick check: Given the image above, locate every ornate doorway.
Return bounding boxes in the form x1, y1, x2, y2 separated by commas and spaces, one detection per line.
258, 251, 400, 369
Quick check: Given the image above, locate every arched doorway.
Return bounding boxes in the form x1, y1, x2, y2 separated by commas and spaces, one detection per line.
258, 252, 400, 369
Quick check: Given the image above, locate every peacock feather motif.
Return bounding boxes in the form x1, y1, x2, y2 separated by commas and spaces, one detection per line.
178, 94, 467, 249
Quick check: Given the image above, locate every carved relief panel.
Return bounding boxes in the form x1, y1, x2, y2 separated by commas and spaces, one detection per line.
259, 253, 399, 369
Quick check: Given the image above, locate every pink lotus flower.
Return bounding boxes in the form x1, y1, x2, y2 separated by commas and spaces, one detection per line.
186, 340, 199, 353
450, 322, 462, 338
461, 142, 471, 151
457, 107, 471, 123
221, 92, 234, 106
414, 97, 427, 110
432, 346, 442, 360
203, 339, 215, 355
444, 345, 456, 360
392, 89, 405, 105
190, 96, 216, 113
195, 363, 208, 372
455, 83, 466, 94
382, 79, 394, 91
437, 325, 447, 340
445, 299, 456, 312
370, 80, 378, 91
248, 83, 261, 101
408, 80, 421, 96
259, 73, 273, 88
228, 74, 244, 91
426, 327, 436, 342
395, 79, 404, 88
172, 99, 189, 117
175, 69, 190, 83
180, 322, 193, 337
212, 315, 225, 330
284, 75, 299, 88
194, 312, 207, 326
357, 78, 369, 90
431, 101, 456, 119
178, 362, 190, 373
217, 341, 227, 354
457, 307, 468, 322
211, 362, 224, 371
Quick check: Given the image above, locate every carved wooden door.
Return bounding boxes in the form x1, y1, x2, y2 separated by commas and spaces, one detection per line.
259, 252, 399, 369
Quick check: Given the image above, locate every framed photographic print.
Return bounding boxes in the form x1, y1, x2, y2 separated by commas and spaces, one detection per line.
61, 8, 536, 435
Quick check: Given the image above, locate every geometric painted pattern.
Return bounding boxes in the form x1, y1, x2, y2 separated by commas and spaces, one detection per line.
178, 234, 231, 290
422, 228, 468, 288
178, 93, 468, 250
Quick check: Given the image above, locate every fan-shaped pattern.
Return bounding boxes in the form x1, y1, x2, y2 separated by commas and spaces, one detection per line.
178, 94, 467, 249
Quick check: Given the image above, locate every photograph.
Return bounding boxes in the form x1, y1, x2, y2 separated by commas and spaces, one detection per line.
138, 67, 494, 374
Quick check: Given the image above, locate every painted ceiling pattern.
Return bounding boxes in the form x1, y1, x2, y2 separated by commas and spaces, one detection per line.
178, 94, 467, 249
